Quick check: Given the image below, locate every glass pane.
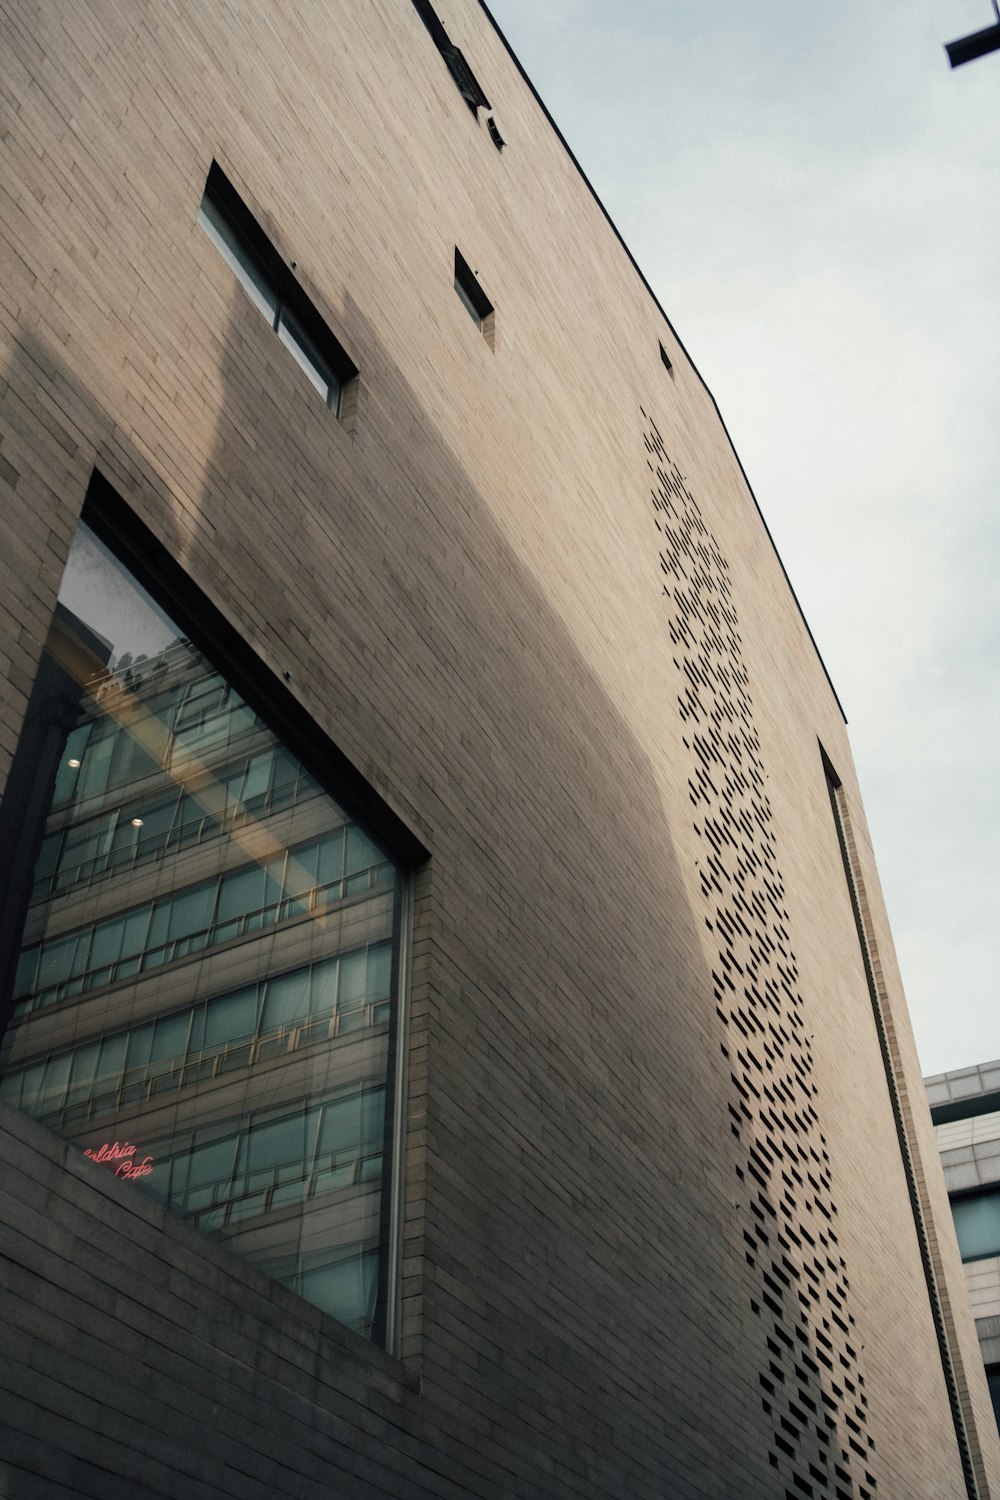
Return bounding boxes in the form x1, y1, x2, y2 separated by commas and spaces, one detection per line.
149, 1012, 190, 1064
345, 824, 380, 877
204, 988, 258, 1048
34, 831, 62, 885
120, 907, 153, 959
339, 949, 368, 1005
454, 273, 482, 326
361, 1089, 385, 1152
307, 956, 339, 1017
77, 732, 114, 803
42, 1052, 72, 1103
262, 967, 311, 1030
186, 1135, 238, 1193
0, 517, 404, 1344
125, 1023, 154, 1071
318, 1093, 362, 1157
299, 1249, 377, 1330
12, 948, 37, 1001
246, 1111, 305, 1174
98, 1033, 128, 1080
69, 1041, 102, 1091
277, 307, 340, 409
198, 198, 278, 322
316, 828, 345, 885
52, 725, 92, 808
367, 943, 392, 999
953, 1192, 1000, 1261
129, 797, 176, 852
216, 866, 266, 926
166, 884, 216, 943
241, 752, 272, 806
38, 933, 84, 989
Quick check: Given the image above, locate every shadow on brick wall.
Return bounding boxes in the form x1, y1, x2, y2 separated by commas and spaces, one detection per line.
0, 295, 789, 1498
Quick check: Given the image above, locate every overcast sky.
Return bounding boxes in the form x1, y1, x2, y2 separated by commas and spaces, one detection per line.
488, 0, 1000, 1077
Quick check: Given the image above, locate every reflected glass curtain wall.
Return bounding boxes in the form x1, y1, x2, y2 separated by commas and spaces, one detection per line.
0, 521, 404, 1341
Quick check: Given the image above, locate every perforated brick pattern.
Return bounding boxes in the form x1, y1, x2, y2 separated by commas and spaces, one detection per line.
645, 411, 880, 1500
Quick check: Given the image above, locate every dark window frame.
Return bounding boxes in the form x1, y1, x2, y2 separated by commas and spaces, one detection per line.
0, 471, 426, 1351
454, 248, 495, 349
0, 472, 426, 1038
80, 474, 426, 867
410, 0, 491, 114
199, 162, 358, 414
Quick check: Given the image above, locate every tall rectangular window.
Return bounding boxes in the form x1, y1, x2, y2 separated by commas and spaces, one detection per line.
0, 503, 409, 1344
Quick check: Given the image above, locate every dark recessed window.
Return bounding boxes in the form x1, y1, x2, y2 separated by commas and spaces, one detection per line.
198, 163, 356, 416
454, 248, 495, 348
410, 0, 491, 114
659, 341, 673, 373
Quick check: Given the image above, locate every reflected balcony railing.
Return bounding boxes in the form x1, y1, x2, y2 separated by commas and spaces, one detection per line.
33, 774, 321, 903
20, 997, 392, 1134
188, 1151, 385, 1234
21, 861, 396, 1014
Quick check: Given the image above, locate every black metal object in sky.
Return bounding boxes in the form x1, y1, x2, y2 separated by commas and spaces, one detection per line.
944, 0, 1000, 67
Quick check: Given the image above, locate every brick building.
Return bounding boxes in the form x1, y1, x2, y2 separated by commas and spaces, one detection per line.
0, 2, 995, 1496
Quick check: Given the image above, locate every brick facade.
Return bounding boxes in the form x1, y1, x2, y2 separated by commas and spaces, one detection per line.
1, 2, 995, 1495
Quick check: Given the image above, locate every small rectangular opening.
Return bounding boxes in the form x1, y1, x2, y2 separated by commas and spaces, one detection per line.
454, 248, 494, 346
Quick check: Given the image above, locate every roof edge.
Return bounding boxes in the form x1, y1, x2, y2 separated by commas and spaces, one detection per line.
476, 1, 848, 725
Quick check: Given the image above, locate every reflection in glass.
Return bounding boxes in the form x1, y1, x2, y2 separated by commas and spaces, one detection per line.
0, 522, 403, 1340
952, 1189, 1000, 1263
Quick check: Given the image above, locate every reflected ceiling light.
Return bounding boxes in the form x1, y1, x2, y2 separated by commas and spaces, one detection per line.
67, 758, 81, 768
131, 817, 144, 827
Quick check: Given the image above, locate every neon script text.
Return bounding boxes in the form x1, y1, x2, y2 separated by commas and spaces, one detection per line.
83, 1141, 154, 1180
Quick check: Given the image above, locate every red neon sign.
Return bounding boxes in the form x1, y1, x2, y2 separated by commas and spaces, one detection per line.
83, 1140, 154, 1180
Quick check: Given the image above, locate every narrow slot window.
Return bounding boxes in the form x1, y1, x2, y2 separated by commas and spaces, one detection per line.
454, 248, 495, 348
197, 195, 277, 323
454, 272, 483, 327
411, 0, 491, 115
277, 307, 340, 405
441, 44, 491, 113
197, 163, 355, 418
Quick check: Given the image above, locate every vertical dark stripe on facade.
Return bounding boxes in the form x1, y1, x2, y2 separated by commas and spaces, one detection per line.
821, 749, 989, 1500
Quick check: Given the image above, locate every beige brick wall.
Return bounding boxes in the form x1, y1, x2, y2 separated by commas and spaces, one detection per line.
1, 1, 995, 1495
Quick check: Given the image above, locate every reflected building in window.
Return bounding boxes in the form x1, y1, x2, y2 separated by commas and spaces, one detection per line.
0, 522, 405, 1339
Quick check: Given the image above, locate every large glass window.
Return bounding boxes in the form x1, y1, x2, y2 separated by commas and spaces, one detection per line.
0, 519, 406, 1342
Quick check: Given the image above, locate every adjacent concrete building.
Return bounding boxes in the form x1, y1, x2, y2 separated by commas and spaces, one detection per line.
927, 1060, 1000, 1437
0, 1, 995, 1496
